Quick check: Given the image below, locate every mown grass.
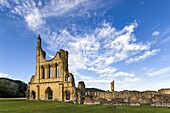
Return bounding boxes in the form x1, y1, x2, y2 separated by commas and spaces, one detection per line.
0, 100, 170, 113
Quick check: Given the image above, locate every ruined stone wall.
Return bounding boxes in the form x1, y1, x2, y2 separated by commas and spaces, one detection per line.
158, 89, 170, 95
115, 90, 160, 104
77, 81, 86, 104
86, 91, 114, 100
27, 35, 76, 101
84, 88, 170, 106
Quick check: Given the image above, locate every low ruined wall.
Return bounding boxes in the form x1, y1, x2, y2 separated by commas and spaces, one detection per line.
158, 89, 170, 95
84, 89, 170, 107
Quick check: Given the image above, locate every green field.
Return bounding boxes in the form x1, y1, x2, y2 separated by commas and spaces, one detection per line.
0, 100, 170, 113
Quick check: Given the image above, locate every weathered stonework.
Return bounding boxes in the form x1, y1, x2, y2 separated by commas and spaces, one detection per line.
85, 89, 170, 106
27, 35, 77, 102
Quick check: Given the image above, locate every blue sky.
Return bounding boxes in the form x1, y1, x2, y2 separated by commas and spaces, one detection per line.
0, 0, 170, 91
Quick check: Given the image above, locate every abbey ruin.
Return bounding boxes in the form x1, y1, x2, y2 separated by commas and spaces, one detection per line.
27, 35, 85, 104
27, 35, 170, 106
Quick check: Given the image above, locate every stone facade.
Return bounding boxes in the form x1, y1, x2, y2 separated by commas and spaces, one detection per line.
27, 35, 78, 102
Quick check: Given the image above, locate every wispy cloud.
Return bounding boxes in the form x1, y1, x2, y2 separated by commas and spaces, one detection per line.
152, 31, 160, 37
147, 67, 170, 77
114, 71, 136, 77
0, 72, 11, 78
0, 0, 10, 8
126, 49, 160, 64
1, 0, 91, 31
161, 36, 170, 44
153, 28, 170, 45
44, 21, 154, 76
1, 0, 111, 32
123, 77, 140, 82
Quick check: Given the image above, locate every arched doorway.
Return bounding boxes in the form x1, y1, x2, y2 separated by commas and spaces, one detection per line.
66, 90, 70, 100
45, 87, 53, 100
31, 91, 36, 99
80, 97, 85, 104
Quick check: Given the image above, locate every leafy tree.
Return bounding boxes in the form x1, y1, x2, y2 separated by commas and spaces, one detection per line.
0, 78, 27, 98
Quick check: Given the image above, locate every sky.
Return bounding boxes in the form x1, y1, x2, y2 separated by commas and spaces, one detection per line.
0, 0, 170, 91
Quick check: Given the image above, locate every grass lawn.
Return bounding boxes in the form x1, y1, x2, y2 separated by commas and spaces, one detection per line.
0, 100, 170, 113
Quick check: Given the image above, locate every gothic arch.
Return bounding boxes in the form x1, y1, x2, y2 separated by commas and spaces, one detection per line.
65, 90, 70, 100
31, 90, 36, 100
45, 87, 53, 100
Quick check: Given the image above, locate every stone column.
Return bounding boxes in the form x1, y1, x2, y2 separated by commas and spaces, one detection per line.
44, 64, 48, 79
36, 85, 40, 100
40, 66, 43, 79
47, 64, 50, 79
52, 63, 56, 78
58, 62, 63, 79
59, 84, 64, 101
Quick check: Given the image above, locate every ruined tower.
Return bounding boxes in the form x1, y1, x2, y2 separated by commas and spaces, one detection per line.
111, 80, 114, 92
77, 81, 86, 104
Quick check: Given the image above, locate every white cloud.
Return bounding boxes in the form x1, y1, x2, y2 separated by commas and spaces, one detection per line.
0, 72, 25, 82
147, 67, 170, 77
1, 0, 89, 31
114, 76, 141, 91
24, 9, 45, 31
10, 1, 43, 31
0, 0, 10, 8
38, 1, 42, 7
0, 72, 11, 78
123, 77, 140, 82
41, 0, 87, 17
152, 31, 160, 37
114, 71, 136, 77
126, 49, 160, 64
97, 67, 117, 77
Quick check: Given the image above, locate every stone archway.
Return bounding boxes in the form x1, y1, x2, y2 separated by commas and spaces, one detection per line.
45, 87, 53, 100
31, 90, 36, 100
80, 97, 85, 104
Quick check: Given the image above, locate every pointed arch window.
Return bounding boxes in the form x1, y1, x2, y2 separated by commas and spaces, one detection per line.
31, 90, 36, 100
45, 87, 53, 100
